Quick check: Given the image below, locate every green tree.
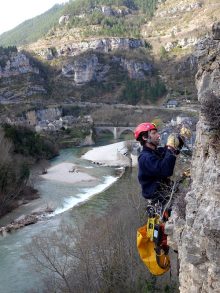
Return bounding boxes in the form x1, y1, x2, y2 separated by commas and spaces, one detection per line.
3, 124, 58, 160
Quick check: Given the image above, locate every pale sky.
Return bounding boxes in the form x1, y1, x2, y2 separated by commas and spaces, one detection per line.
0, 0, 69, 35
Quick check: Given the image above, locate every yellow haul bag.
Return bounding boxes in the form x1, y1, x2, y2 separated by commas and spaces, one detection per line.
137, 225, 170, 276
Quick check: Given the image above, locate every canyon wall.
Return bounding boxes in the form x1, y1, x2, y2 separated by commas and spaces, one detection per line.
178, 23, 220, 293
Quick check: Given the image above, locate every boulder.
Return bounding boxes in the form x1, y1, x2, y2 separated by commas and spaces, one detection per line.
59, 15, 70, 25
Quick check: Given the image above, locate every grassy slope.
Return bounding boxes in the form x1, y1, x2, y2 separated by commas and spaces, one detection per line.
0, 0, 160, 47
0, 4, 65, 47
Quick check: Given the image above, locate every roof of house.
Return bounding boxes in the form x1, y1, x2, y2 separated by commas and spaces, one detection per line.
167, 99, 178, 105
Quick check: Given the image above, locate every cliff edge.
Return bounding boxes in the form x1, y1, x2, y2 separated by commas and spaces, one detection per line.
177, 22, 220, 292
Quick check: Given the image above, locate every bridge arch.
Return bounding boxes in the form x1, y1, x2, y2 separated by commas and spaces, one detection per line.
94, 126, 135, 140
117, 128, 134, 139
94, 127, 114, 138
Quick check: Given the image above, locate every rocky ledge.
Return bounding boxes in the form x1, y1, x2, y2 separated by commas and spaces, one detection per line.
0, 52, 39, 78
0, 207, 54, 236
37, 37, 146, 60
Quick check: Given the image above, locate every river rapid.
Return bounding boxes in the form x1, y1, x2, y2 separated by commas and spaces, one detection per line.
0, 141, 126, 293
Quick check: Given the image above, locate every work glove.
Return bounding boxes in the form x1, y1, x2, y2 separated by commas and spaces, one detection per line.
166, 133, 184, 154
180, 126, 192, 139
167, 134, 180, 149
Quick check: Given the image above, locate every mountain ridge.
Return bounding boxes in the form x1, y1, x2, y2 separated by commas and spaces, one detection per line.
0, 0, 219, 112
0, 4, 65, 47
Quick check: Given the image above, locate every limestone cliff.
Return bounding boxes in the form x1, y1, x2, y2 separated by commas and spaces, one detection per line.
0, 36, 157, 105
0, 49, 47, 103
0, 51, 39, 77
27, 36, 154, 86
175, 23, 220, 292
29, 37, 146, 59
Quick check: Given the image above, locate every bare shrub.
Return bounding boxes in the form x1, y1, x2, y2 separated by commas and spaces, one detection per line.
25, 170, 178, 292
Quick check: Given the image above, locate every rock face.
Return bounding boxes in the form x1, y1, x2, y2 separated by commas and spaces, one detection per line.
0, 52, 39, 78
0, 51, 46, 103
38, 37, 146, 59
62, 54, 110, 84
58, 15, 70, 25
117, 57, 153, 79
26, 107, 62, 126
164, 37, 199, 52
176, 54, 198, 76
99, 5, 131, 17
156, 1, 202, 17
28, 37, 152, 86
61, 53, 153, 84
177, 23, 220, 293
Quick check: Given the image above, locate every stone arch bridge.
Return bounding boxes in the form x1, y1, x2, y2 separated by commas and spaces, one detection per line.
94, 126, 135, 140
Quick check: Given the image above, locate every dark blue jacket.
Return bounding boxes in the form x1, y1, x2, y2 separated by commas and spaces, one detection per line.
138, 146, 176, 199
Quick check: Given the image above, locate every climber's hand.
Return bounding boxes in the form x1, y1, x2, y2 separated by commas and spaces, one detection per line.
180, 126, 192, 139
167, 134, 180, 150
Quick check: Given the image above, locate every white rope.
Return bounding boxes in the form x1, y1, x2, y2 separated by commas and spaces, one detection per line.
161, 181, 177, 220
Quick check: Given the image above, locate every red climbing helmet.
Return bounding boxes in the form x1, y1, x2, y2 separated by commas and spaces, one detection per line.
134, 122, 157, 141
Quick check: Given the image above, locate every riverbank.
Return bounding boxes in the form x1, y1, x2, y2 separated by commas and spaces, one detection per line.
0, 186, 40, 219
0, 142, 136, 293
82, 141, 137, 166
0, 142, 133, 233
40, 162, 96, 183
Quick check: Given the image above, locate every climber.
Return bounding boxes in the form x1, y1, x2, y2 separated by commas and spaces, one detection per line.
134, 122, 185, 207
135, 123, 192, 276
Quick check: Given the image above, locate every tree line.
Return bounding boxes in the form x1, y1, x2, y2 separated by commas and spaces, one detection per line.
65, 0, 161, 15
0, 125, 58, 217
64, 0, 161, 38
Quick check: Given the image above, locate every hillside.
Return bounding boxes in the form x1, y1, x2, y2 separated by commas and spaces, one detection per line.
142, 0, 220, 49
142, 0, 220, 103
0, 0, 219, 115
0, 0, 160, 47
0, 4, 65, 47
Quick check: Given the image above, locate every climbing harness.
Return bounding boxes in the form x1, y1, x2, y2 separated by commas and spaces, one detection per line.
137, 202, 170, 276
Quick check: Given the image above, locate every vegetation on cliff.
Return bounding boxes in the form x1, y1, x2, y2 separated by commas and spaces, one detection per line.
0, 46, 18, 67
0, 0, 161, 47
120, 76, 166, 104
3, 124, 59, 160
0, 125, 58, 217
62, 0, 161, 38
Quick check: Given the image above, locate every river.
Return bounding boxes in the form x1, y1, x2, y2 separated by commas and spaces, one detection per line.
0, 140, 127, 293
